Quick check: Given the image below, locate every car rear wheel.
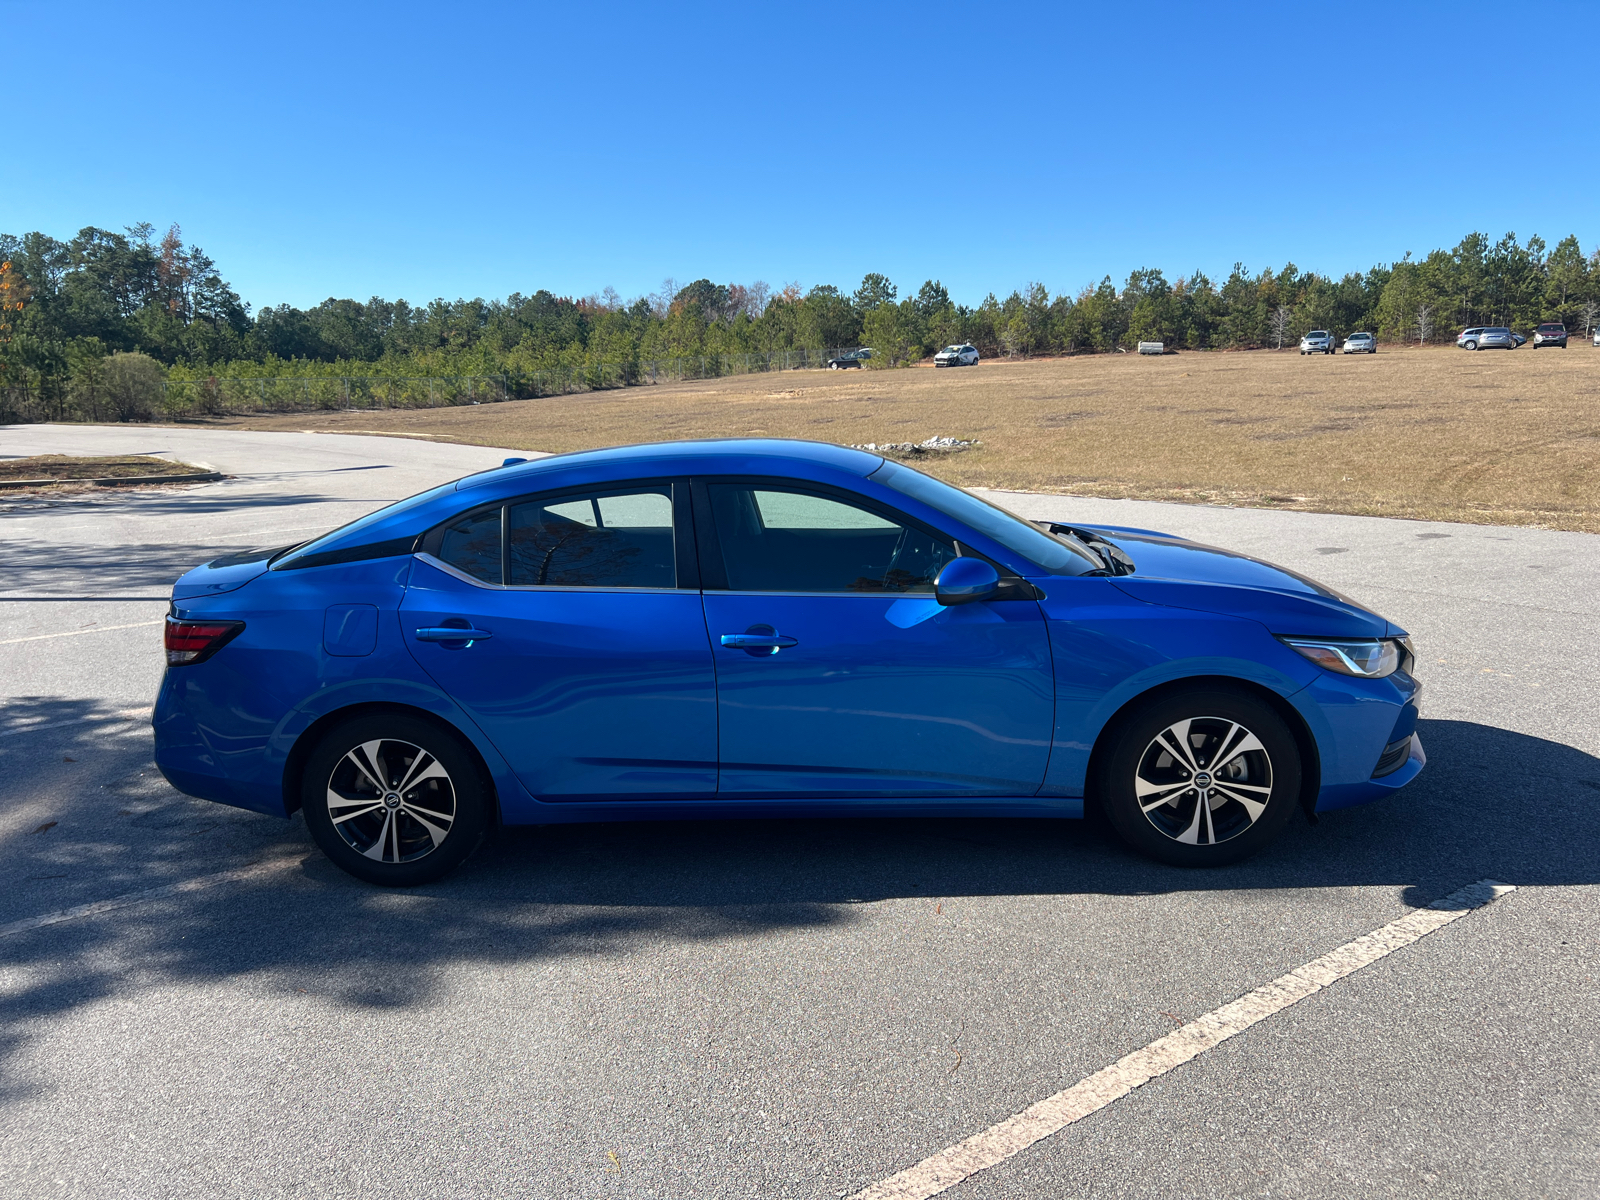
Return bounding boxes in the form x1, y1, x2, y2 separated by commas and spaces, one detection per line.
1465, 340, 1478, 350
1098, 688, 1301, 867
301, 713, 491, 886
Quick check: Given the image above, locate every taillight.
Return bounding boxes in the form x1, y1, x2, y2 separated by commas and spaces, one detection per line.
164, 618, 245, 666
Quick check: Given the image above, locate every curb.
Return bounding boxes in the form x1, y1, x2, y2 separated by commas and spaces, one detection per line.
0, 471, 225, 490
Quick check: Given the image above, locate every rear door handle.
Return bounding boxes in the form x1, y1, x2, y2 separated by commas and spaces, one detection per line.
720, 633, 799, 649
720, 625, 799, 656
415, 626, 493, 643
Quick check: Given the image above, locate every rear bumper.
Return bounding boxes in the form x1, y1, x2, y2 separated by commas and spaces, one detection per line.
156, 756, 287, 817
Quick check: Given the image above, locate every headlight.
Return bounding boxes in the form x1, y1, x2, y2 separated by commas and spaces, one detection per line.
1279, 636, 1404, 678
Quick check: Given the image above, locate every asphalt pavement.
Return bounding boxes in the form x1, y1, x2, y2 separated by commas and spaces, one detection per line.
2, 426, 1596, 1199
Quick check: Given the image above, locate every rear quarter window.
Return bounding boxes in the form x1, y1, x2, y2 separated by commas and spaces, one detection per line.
438, 509, 503, 583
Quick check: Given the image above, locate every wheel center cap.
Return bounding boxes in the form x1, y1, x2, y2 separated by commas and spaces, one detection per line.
1193, 772, 1212, 788
383, 792, 401, 809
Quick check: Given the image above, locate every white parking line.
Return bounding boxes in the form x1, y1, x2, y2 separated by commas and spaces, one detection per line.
0, 855, 305, 939
0, 619, 163, 645
849, 878, 1515, 1200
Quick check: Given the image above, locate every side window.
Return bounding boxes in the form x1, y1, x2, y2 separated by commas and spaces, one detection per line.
438, 508, 502, 584
508, 486, 675, 588
707, 484, 957, 593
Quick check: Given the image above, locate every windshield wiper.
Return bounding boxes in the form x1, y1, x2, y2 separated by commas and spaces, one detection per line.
1033, 522, 1136, 576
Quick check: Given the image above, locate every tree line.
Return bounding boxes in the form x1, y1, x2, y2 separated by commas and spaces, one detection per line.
2, 223, 1596, 419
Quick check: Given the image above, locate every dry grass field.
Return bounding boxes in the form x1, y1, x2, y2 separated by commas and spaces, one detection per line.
196, 344, 1600, 531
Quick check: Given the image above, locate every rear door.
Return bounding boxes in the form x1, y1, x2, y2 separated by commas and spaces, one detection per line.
401, 480, 718, 800
697, 479, 1055, 798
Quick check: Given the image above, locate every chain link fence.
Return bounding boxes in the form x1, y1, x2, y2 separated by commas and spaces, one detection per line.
0, 347, 861, 424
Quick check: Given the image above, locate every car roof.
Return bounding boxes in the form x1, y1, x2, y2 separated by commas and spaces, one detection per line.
277, 440, 886, 566
458, 438, 882, 493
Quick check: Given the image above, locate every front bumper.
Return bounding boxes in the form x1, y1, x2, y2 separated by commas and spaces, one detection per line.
1284, 665, 1426, 813
1316, 733, 1426, 812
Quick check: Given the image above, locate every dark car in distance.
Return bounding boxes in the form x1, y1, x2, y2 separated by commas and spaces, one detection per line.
827, 349, 873, 369
1532, 323, 1567, 349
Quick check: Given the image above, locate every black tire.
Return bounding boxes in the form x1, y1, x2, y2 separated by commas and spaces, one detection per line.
301, 712, 491, 886
1097, 688, 1302, 867
1465, 340, 1478, 350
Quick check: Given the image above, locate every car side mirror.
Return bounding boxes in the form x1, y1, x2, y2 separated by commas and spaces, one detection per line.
935, 557, 1000, 606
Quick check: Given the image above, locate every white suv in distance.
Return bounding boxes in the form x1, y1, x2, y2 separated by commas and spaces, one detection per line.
1342, 332, 1376, 354
934, 343, 980, 367
1299, 330, 1335, 355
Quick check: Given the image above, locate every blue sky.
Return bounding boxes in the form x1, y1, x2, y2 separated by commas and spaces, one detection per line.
8, 1, 1596, 311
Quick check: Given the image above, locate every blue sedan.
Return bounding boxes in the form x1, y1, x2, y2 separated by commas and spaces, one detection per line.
154, 440, 1424, 885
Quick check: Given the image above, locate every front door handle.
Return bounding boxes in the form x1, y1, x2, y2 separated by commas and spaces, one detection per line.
415, 625, 493, 643
720, 624, 798, 656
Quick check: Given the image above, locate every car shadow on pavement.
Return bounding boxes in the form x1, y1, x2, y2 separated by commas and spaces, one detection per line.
1, 715, 1595, 1099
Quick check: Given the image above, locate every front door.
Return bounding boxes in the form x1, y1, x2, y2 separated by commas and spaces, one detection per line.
402, 481, 717, 800
698, 481, 1054, 797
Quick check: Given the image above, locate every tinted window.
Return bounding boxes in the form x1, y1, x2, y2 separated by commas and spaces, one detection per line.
508, 486, 675, 588
438, 509, 503, 584
708, 484, 956, 593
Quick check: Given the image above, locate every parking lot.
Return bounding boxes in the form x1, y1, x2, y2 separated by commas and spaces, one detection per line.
3, 426, 1598, 1198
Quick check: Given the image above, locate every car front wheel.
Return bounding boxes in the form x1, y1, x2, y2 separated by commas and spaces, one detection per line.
1098, 688, 1302, 867
301, 713, 491, 886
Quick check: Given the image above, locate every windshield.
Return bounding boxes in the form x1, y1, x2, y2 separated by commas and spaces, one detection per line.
942, 345, 962, 353
1308, 331, 1328, 338
870, 460, 1102, 576
1348, 332, 1370, 339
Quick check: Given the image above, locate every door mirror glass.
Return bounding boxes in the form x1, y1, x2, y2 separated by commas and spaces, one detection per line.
934, 557, 999, 605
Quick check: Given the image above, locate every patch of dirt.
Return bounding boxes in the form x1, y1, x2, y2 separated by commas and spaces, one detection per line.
0, 455, 210, 493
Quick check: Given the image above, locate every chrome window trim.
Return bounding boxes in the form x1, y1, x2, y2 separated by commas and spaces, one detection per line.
415, 556, 938, 599
709, 589, 940, 598
414, 552, 684, 594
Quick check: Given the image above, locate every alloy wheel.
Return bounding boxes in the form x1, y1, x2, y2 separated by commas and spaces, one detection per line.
1133, 716, 1274, 845
325, 738, 457, 863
